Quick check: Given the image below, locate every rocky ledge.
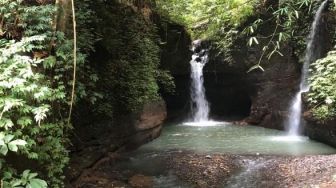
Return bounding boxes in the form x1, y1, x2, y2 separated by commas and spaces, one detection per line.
304, 111, 336, 148
67, 99, 167, 186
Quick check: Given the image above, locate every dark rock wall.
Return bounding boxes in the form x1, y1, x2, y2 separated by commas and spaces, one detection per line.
204, 72, 251, 120
68, 99, 166, 183
161, 36, 300, 126
119, 99, 167, 150
205, 42, 300, 129
69, 1, 169, 182
159, 23, 192, 121
304, 112, 336, 148
72, 0, 172, 150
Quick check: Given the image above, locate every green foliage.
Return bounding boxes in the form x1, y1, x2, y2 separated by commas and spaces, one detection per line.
73, 0, 103, 109
0, 0, 100, 186
307, 50, 336, 121
93, 0, 173, 114
1, 0, 171, 187
157, 0, 258, 58
76, 0, 98, 54
2, 170, 47, 188
244, 0, 317, 71
157, 0, 320, 70
0, 132, 27, 156
157, 0, 258, 34
0, 33, 68, 186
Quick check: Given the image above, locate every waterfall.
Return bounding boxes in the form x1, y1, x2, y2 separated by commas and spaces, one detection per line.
300, 0, 328, 92
287, 92, 303, 135
189, 40, 210, 122
286, 0, 328, 136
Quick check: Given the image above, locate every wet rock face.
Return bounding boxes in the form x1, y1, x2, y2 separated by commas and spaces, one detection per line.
67, 100, 166, 183
158, 23, 192, 121
192, 39, 211, 55
135, 100, 167, 131
243, 56, 300, 129
119, 99, 167, 149
74, 99, 167, 150
304, 112, 336, 148
204, 72, 252, 120
204, 44, 300, 129
117, 99, 166, 131
159, 23, 192, 76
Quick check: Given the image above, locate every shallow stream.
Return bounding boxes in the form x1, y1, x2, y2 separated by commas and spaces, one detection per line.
115, 123, 336, 187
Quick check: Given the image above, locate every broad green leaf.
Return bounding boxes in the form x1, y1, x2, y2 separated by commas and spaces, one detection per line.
29, 179, 47, 188
4, 134, 14, 143
17, 117, 33, 127
8, 142, 18, 152
0, 145, 8, 155
11, 180, 22, 187
11, 139, 27, 146
22, 170, 31, 179
28, 172, 38, 179
0, 132, 5, 139
0, 118, 14, 129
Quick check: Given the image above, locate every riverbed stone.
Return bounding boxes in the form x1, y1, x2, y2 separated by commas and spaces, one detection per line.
128, 174, 153, 188
205, 155, 212, 159
195, 180, 208, 188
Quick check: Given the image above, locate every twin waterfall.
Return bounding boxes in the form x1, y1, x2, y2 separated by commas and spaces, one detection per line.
189, 40, 210, 123
186, 1, 328, 129
286, 0, 328, 136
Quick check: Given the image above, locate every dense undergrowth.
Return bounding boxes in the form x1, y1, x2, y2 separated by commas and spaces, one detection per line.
91, 0, 173, 115
308, 50, 336, 122
0, 0, 99, 187
1, 0, 174, 186
157, 0, 322, 69
157, 0, 259, 60
0, 1, 68, 186
1, 0, 336, 187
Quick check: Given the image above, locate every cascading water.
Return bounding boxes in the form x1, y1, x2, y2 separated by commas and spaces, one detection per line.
189, 40, 210, 122
301, 0, 328, 92
286, 0, 328, 136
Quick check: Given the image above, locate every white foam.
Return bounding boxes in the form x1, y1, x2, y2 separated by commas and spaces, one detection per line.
269, 136, 308, 142
182, 121, 226, 127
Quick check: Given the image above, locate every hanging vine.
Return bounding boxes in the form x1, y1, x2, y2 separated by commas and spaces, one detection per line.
68, 0, 77, 126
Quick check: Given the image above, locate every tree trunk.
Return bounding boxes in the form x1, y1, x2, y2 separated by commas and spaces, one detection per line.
57, 0, 72, 33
